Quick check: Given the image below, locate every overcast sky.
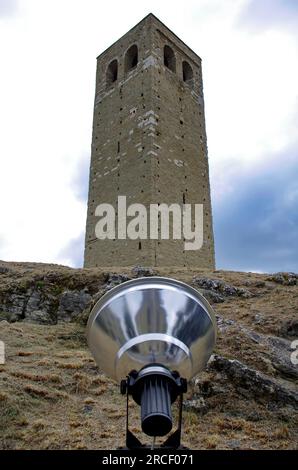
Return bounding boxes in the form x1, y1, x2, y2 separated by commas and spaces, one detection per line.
0, 0, 297, 273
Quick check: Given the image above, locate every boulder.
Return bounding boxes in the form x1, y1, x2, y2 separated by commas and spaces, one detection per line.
57, 289, 92, 322
192, 277, 253, 300
208, 355, 298, 408
267, 272, 297, 286
131, 266, 157, 277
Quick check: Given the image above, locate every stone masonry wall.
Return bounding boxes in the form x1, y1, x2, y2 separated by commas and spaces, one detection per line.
84, 14, 215, 268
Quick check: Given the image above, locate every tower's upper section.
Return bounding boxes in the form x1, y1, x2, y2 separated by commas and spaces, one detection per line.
95, 13, 203, 101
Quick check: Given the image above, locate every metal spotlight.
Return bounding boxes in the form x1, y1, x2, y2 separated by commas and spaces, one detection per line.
87, 277, 216, 449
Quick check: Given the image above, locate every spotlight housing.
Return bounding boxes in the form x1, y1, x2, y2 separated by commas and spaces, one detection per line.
87, 276, 216, 448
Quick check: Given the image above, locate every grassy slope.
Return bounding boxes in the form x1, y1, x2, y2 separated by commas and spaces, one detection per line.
0, 264, 297, 449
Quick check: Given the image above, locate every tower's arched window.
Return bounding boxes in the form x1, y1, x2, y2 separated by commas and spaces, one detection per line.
182, 60, 194, 87
106, 59, 118, 87
164, 45, 176, 73
125, 44, 138, 73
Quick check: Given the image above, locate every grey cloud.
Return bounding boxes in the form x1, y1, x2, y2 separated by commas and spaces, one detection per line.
71, 155, 90, 203
58, 232, 85, 268
58, 155, 89, 268
236, 0, 298, 34
213, 143, 298, 273
0, 0, 19, 18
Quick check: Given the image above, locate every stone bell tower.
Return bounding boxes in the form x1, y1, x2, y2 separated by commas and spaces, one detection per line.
84, 13, 215, 268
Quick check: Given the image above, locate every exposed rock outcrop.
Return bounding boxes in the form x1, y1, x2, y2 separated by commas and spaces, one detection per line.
208, 355, 298, 409
192, 276, 254, 303
267, 272, 298, 286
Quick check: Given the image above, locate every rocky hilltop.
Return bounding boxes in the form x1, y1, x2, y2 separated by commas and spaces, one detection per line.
0, 261, 297, 449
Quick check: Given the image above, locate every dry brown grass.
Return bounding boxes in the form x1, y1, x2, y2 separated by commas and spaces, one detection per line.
0, 318, 297, 450
0, 264, 297, 449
